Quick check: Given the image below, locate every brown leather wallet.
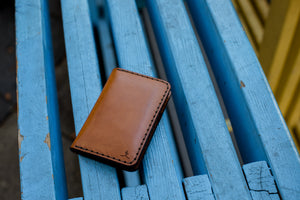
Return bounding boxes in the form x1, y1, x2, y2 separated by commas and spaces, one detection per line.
70, 68, 171, 171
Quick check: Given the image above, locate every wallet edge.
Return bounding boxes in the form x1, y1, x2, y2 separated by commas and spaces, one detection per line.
70, 68, 172, 171
70, 90, 171, 171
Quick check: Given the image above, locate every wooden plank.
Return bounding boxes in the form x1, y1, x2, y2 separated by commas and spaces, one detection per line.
243, 161, 279, 200
87, 0, 100, 26
249, 191, 280, 200
187, 0, 244, 169
183, 175, 215, 200
141, 7, 194, 177
42, 0, 69, 198
251, 0, 269, 24
146, 0, 251, 199
294, 119, 300, 140
93, 0, 142, 187
286, 88, 300, 152
287, 90, 300, 131
16, 0, 68, 199
276, 21, 300, 116
258, 0, 289, 75
105, 0, 185, 199
278, 52, 300, 117
235, 0, 264, 46
259, 0, 300, 93
97, 19, 116, 78
96, 0, 116, 78
122, 171, 141, 187
60, 0, 121, 199
186, 0, 300, 199
231, 0, 258, 53
121, 185, 149, 200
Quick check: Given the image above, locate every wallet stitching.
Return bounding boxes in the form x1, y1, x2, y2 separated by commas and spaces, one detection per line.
75, 68, 170, 165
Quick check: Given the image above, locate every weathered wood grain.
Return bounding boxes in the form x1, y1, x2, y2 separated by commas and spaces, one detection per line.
249, 191, 280, 200
60, 0, 121, 199
16, 0, 68, 199
146, 0, 251, 199
121, 185, 149, 200
183, 175, 215, 200
243, 161, 280, 200
105, 0, 185, 199
186, 0, 300, 199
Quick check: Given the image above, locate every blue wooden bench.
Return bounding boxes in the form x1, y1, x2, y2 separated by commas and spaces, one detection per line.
16, 0, 300, 199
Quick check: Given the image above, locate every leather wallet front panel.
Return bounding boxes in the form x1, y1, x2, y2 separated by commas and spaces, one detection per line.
70, 68, 171, 171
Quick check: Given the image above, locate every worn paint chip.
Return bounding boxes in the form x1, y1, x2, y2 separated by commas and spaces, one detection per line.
240, 81, 246, 88
44, 133, 51, 150
20, 153, 27, 162
18, 130, 24, 149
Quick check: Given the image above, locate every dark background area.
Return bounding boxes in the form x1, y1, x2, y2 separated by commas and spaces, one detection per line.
0, 1, 19, 199
0, 0, 82, 199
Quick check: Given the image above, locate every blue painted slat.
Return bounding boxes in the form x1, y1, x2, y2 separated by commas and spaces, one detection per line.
249, 192, 280, 200
121, 185, 149, 200
243, 161, 280, 200
105, 0, 185, 199
69, 198, 83, 200
122, 171, 141, 187
146, 0, 251, 199
42, 0, 68, 198
243, 161, 278, 194
95, 7, 141, 187
60, 0, 121, 199
16, 0, 68, 199
183, 175, 215, 200
186, 0, 300, 199
97, 19, 117, 78
87, 0, 100, 26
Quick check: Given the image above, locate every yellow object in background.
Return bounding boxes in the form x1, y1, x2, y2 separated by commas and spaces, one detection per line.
232, 0, 300, 151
